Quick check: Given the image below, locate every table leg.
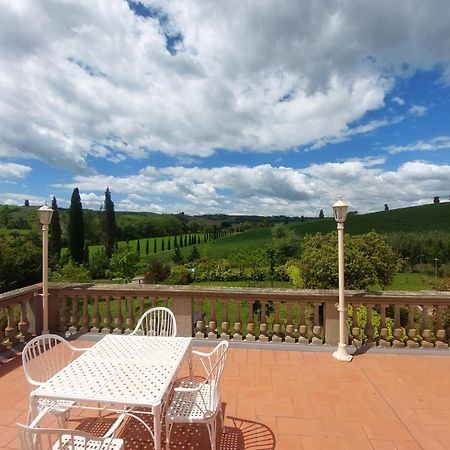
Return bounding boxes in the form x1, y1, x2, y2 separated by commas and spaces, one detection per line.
28, 394, 39, 423
154, 403, 162, 450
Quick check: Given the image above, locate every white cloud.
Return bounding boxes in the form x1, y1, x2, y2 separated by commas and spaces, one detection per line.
408, 105, 428, 116
386, 136, 450, 154
0, 162, 32, 178
52, 160, 450, 216
79, 192, 103, 207
1, 1, 450, 170
392, 96, 405, 105
0, 192, 48, 206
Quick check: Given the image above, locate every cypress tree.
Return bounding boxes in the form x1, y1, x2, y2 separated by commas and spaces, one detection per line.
49, 196, 62, 260
83, 243, 90, 265
145, 239, 149, 255
68, 187, 85, 264
167, 237, 171, 251
162, 239, 165, 252
104, 187, 116, 259
180, 235, 184, 247
174, 235, 178, 248
136, 239, 141, 255
154, 239, 157, 254
184, 235, 188, 246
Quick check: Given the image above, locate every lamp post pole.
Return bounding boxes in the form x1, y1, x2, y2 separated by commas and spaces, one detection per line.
38, 204, 54, 335
332, 197, 353, 362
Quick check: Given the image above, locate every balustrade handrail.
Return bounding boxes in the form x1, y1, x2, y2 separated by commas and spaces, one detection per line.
0, 283, 42, 308
48, 282, 450, 304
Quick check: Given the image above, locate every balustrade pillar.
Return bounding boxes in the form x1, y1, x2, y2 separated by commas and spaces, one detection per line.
124, 297, 134, 334
378, 304, 390, 347
364, 304, 375, 346
208, 299, 217, 340
351, 303, 362, 347
195, 300, 206, 338
406, 305, 419, 348
392, 304, 405, 347
435, 305, 448, 349
420, 304, 433, 348
81, 297, 90, 333
285, 303, 295, 343
272, 302, 282, 343
3, 306, 17, 347
17, 301, 30, 342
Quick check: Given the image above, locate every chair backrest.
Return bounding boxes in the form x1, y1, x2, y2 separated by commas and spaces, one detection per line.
197, 340, 229, 412
22, 334, 78, 387
129, 307, 177, 337
16, 423, 123, 450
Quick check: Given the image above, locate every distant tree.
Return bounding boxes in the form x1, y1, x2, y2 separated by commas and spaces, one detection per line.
83, 243, 90, 265
68, 187, 85, 264
144, 260, 171, 284
384, 204, 389, 211
145, 238, 149, 255
136, 239, 141, 255
167, 237, 171, 251
161, 239, 165, 252
300, 215, 305, 222
180, 235, 184, 247
106, 249, 140, 282
24, 199, 30, 207
172, 246, 184, 265
188, 245, 200, 262
49, 196, 62, 261
319, 209, 324, 219
104, 187, 116, 259
174, 235, 179, 247
154, 239, 157, 254
434, 196, 440, 204
184, 235, 188, 246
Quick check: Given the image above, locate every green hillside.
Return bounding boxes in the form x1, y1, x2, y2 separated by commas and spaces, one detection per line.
292, 203, 450, 236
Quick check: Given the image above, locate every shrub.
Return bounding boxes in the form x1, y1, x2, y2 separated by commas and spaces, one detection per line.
166, 266, 192, 285
50, 259, 91, 283
144, 261, 171, 283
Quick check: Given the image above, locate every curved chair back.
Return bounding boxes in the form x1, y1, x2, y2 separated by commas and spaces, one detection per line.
196, 340, 229, 412
16, 423, 124, 450
22, 334, 82, 387
129, 307, 177, 337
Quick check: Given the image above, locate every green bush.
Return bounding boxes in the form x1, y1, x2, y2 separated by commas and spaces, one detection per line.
166, 266, 192, 285
50, 259, 91, 283
144, 260, 171, 283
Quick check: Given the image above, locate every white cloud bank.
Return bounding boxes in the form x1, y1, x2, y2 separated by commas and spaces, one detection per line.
53, 159, 450, 216
1, 1, 450, 170
0, 162, 32, 178
386, 136, 450, 154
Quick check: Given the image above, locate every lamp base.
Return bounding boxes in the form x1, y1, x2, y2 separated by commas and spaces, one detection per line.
332, 343, 353, 362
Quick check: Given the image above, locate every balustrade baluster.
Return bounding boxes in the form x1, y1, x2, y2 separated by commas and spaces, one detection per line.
285, 302, 295, 343
208, 299, 217, 340
272, 302, 282, 343
17, 301, 30, 342
3, 305, 17, 347
435, 305, 448, 349
0, 325, 5, 353
420, 303, 433, 348
246, 300, 256, 342
81, 297, 90, 333
91, 297, 101, 333
259, 301, 269, 342
101, 297, 112, 334
233, 299, 243, 340
139, 297, 145, 319
124, 297, 134, 334
311, 302, 323, 345
113, 297, 124, 334
195, 299, 206, 338
364, 304, 375, 346
68, 297, 79, 334
59, 296, 68, 332
392, 304, 405, 347
220, 300, 230, 339
406, 305, 419, 348
298, 303, 309, 344
378, 304, 390, 347
351, 302, 362, 347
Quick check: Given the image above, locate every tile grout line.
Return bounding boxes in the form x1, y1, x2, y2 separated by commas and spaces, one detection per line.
359, 367, 424, 450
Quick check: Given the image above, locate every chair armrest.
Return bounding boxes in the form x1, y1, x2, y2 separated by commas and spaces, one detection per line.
192, 348, 215, 358
174, 386, 200, 393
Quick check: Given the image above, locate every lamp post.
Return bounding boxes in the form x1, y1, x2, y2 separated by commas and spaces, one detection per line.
38, 203, 54, 335
332, 197, 353, 362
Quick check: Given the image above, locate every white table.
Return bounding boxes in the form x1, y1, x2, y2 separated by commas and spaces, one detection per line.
30, 335, 193, 450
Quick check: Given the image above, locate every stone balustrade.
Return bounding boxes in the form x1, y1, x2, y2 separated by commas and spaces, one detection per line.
2, 283, 450, 349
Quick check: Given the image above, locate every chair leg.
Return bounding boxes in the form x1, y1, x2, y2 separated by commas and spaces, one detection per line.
165, 421, 173, 450
206, 419, 217, 450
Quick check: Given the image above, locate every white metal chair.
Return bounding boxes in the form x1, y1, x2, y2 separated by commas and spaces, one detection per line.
129, 306, 177, 337
22, 334, 88, 426
16, 407, 125, 450
165, 340, 229, 450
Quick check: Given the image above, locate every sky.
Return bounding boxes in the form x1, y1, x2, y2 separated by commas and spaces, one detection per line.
1, 0, 450, 217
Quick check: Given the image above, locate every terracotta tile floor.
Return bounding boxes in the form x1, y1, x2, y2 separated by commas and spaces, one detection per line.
2, 340, 450, 449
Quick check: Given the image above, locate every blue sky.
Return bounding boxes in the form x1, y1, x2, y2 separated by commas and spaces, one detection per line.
1, 0, 450, 216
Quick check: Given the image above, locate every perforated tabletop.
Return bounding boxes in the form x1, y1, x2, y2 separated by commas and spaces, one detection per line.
32, 335, 192, 407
